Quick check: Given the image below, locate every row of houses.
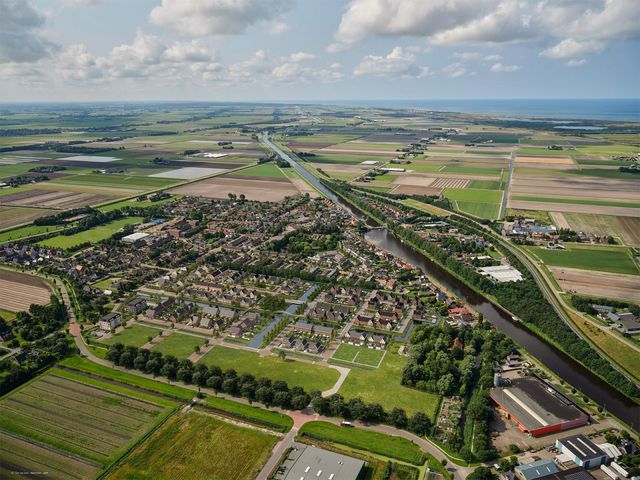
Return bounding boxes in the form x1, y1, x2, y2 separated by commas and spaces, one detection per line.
343, 329, 388, 350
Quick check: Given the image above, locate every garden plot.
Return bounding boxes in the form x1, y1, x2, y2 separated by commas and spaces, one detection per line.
0, 371, 173, 467
149, 167, 227, 179
0, 269, 52, 312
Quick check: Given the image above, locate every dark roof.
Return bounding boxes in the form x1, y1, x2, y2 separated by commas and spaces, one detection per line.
539, 467, 596, 480
490, 377, 587, 431
558, 434, 607, 462
101, 312, 120, 321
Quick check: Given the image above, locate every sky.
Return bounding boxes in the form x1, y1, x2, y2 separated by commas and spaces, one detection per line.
0, 0, 639, 102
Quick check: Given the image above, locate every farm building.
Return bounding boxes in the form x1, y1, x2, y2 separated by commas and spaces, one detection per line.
514, 459, 559, 480
490, 377, 588, 437
555, 434, 609, 469
479, 265, 524, 282
283, 445, 365, 480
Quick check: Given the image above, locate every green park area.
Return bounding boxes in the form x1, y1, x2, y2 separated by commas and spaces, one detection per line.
201, 345, 339, 392
331, 344, 385, 367
37, 216, 144, 249
338, 350, 440, 418
100, 324, 160, 348
150, 332, 209, 359
525, 244, 640, 275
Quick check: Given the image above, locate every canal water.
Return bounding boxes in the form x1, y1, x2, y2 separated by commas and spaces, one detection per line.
365, 228, 639, 430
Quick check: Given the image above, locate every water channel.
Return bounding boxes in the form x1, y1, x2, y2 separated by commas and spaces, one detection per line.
263, 132, 639, 430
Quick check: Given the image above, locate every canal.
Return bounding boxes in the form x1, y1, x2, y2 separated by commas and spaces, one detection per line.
262, 132, 639, 430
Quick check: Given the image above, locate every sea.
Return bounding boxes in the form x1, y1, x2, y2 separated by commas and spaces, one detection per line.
318, 99, 640, 123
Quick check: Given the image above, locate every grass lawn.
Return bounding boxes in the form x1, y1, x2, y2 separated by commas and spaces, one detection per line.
338, 350, 440, 418
201, 346, 339, 392
525, 244, 640, 275
0, 307, 16, 321
331, 344, 385, 367
0, 223, 62, 242
232, 163, 286, 178
107, 412, 278, 480
444, 188, 502, 203
151, 332, 209, 359
371, 174, 397, 183
511, 196, 640, 209
101, 324, 161, 348
37, 216, 144, 249
298, 421, 425, 465
91, 276, 121, 290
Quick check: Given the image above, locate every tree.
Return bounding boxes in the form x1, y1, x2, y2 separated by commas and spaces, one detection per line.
388, 407, 408, 428
467, 467, 497, 480
408, 412, 431, 436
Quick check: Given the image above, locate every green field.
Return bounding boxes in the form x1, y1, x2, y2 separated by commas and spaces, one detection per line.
469, 180, 502, 190
0, 370, 176, 468
151, 332, 208, 358
99, 195, 178, 212
525, 244, 640, 275
203, 397, 293, 432
444, 188, 502, 203
331, 344, 385, 367
232, 163, 286, 178
37, 216, 144, 249
288, 134, 361, 144
0, 223, 62, 242
298, 421, 425, 465
441, 166, 504, 176
91, 276, 121, 290
310, 153, 385, 165
512, 196, 640, 209
201, 346, 339, 392
455, 200, 501, 219
107, 412, 277, 480
53, 173, 179, 190
338, 350, 440, 418
101, 324, 160, 348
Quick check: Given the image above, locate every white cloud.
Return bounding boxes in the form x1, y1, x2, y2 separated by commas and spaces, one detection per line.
453, 51, 502, 62
331, 0, 640, 61
0, 0, 57, 63
149, 0, 293, 36
565, 58, 586, 67
490, 62, 521, 72
287, 51, 315, 62
63, 0, 102, 6
540, 38, 604, 59
353, 46, 428, 78
442, 62, 466, 78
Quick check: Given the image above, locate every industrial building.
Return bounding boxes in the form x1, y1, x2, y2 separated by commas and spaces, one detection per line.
515, 459, 559, 480
490, 377, 589, 437
555, 434, 609, 469
479, 265, 524, 282
535, 467, 596, 480
282, 445, 365, 480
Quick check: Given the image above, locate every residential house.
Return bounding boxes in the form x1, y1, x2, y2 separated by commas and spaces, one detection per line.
99, 312, 121, 331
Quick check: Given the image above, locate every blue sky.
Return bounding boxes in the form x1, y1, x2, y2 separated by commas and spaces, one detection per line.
0, 0, 638, 101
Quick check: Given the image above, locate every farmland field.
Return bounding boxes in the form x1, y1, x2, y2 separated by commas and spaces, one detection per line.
37, 216, 144, 249
201, 345, 339, 392
0, 206, 56, 230
232, 163, 286, 178
0, 369, 176, 471
151, 331, 209, 358
101, 324, 161, 348
170, 175, 299, 201
525, 244, 639, 275
0, 223, 63, 242
53, 173, 179, 190
338, 350, 440, 418
0, 269, 53, 312
331, 344, 385, 367
107, 412, 277, 480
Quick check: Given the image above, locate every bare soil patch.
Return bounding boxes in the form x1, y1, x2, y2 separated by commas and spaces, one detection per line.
0, 269, 53, 311
549, 266, 640, 303
170, 177, 299, 202
290, 179, 319, 198
0, 188, 114, 209
392, 176, 436, 187
431, 177, 470, 189
614, 216, 640, 246
508, 200, 640, 217
0, 206, 55, 229
516, 155, 574, 165
391, 185, 444, 196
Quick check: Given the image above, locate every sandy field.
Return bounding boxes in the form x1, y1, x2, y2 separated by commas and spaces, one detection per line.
431, 177, 470, 189
549, 212, 571, 229
0, 269, 53, 312
290, 179, 319, 198
170, 176, 299, 201
549, 266, 640, 303
391, 185, 443, 196
511, 175, 640, 202
515, 155, 574, 165
0, 189, 114, 209
508, 200, 640, 217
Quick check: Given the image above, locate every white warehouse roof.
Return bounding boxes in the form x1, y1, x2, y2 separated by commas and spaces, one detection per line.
122, 232, 150, 243
479, 265, 523, 282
